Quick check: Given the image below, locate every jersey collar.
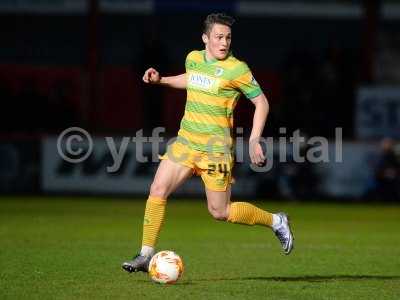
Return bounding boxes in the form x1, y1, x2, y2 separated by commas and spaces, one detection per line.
202, 49, 233, 64
203, 50, 217, 64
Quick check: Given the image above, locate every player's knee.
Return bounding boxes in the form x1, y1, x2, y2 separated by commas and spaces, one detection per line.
208, 206, 228, 221
149, 182, 169, 199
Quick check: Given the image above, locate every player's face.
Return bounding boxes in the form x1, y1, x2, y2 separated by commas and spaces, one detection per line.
203, 23, 232, 60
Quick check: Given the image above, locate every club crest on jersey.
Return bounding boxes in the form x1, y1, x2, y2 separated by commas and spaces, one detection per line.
215, 67, 224, 77
188, 72, 219, 93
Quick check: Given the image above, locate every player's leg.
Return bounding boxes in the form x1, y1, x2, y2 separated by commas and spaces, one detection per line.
201, 154, 277, 226
205, 186, 294, 254
142, 158, 193, 252
122, 159, 193, 273
205, 185, 275, 226
205, 185, 231, 220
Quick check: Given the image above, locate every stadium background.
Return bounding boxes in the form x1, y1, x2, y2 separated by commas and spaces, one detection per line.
1, 1, 400, 299
1, 0, 399, 200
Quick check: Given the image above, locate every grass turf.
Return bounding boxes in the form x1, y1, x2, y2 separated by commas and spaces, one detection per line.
0, 196, 399, 300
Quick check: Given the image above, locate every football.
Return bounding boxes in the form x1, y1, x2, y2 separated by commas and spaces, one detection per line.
148, 250, 184, 284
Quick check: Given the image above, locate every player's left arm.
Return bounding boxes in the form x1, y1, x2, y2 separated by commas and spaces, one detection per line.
231, 62, 269, 166
249, 93, 269, 166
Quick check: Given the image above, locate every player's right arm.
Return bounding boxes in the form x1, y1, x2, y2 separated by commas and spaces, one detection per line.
143, 67, 186, 89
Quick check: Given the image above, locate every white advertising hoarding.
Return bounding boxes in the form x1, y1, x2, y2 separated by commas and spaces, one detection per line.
42, 136, 378, 198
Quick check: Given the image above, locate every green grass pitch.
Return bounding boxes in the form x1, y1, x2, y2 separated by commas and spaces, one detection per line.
1, 196, 399, 299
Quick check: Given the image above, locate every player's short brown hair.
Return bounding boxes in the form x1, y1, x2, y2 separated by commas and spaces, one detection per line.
203, 13, 235, 35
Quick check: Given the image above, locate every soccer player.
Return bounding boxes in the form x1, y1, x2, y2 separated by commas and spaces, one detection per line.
122, 13, 294, 273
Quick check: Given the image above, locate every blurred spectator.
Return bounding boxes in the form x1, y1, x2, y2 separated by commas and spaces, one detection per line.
364, 138, 400, 201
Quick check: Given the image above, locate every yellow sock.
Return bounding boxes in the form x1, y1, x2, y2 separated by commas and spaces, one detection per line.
142, 196, 167, 248
227, 202, 273, 227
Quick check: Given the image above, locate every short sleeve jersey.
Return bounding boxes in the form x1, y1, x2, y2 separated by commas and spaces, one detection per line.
177, 50, 262, 153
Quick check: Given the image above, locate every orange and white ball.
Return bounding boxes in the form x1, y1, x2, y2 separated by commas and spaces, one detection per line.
148, 250, 184, 284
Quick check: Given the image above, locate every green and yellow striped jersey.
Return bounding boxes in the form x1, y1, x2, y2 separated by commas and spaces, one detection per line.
177, 50, 262, 153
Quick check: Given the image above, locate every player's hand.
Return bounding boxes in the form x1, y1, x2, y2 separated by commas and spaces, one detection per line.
249, 139, 266, 166
143, 68, 161, 84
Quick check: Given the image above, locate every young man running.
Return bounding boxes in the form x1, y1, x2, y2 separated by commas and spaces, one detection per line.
122, 13, 294, 273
